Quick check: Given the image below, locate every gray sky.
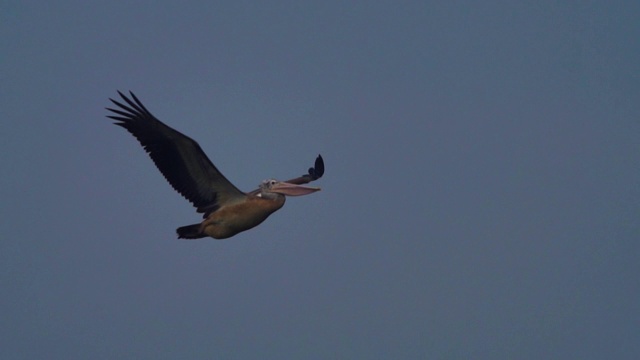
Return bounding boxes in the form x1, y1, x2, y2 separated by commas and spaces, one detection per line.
2, 1, 639, 359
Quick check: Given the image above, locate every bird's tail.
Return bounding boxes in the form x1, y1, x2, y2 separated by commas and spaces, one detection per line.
177, 224, 205, 239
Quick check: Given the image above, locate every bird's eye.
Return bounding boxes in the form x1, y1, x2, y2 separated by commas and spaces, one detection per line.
270, 180, 277, 185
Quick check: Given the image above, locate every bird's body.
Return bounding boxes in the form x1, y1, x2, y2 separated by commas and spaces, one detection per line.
106, 91, 324, 240
182, 193, 285, 239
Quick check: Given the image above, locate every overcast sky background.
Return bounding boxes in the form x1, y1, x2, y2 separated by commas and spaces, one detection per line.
1, 1, 639, 359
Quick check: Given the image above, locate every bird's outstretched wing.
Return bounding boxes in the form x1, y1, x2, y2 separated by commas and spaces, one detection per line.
283, 154, 325, 185
106, 91, 245, 214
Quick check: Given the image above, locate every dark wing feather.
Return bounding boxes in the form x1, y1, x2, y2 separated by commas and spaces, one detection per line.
106, 91, 245, 214
283, 154, 325, 185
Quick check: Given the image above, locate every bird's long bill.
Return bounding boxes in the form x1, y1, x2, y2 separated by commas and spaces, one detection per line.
271, 182, 321, 196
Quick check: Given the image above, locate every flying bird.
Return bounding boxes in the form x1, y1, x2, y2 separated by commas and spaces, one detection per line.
106, 91, 324, 239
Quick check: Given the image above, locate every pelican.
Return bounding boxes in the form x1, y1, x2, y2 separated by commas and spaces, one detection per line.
106, 91, 324, 239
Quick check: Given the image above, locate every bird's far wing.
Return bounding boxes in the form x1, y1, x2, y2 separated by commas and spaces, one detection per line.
283, 154, 325, 185
247, 155, 325, 195
106, 91, 245, 214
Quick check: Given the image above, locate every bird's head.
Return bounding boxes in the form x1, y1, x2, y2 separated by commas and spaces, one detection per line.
257, 179, 321, 199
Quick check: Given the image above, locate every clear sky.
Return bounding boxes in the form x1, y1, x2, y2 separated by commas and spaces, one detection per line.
2, 1, 639, 359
